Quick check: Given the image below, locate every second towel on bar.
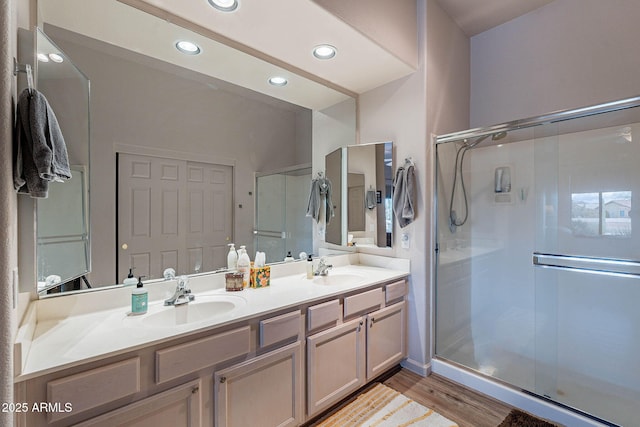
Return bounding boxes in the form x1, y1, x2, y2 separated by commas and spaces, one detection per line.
392, 159, 416, 228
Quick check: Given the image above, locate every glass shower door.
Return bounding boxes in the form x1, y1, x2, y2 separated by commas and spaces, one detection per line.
533, 118, 640, 426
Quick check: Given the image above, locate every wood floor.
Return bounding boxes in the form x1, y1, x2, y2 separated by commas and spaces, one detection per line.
383, 368, 514, 427
306, 368, 514, 427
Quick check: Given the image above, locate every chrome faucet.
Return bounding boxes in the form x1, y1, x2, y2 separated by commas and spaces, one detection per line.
164, 275, 195, 306
163, 268, 176, 281
314, 257, 333, 276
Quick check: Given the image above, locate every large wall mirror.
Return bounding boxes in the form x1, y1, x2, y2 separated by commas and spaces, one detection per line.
325, 142, 394, 248
29, 0, 355, 296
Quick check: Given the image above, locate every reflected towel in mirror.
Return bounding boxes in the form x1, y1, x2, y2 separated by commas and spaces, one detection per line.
306, 175, 334, 224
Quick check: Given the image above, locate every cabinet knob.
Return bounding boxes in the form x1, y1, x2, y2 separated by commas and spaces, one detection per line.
192, 386, 199, 394
220, 376, 226, 383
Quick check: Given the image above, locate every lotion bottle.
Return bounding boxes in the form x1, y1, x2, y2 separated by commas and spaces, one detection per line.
237, 246, 251, 288
123, 268, 137, 286
131, 276, 148, 315
227, 243, 238, 270
306, 254, 314, 279
284, 251, 294, 262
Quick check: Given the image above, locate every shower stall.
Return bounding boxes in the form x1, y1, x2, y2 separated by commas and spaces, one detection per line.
434, 97, 640, 427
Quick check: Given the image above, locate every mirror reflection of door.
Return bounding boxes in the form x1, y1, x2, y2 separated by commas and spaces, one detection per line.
347, 173, 365, 231
117, 153, 233, 282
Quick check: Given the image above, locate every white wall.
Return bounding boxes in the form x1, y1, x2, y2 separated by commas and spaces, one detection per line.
470, 0, 640, 128
357, 0, 469, 374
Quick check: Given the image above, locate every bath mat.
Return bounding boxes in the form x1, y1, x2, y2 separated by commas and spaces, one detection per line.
498, 409, 560, 427
317, 383, 459, 427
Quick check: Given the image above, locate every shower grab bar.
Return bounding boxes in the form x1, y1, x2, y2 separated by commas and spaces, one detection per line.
533, 252, 640, 278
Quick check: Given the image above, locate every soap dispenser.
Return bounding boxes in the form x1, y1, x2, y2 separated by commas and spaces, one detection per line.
284, 251, 294, 262
306, 254, 314, 279
131, 276, 148, 315
227, 243, 238, 270
237, 246, 251, 288
123, 268, 137, 286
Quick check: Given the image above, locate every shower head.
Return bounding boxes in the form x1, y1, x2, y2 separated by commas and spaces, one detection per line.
492, 131, 507, 141
463, 131, 508, 149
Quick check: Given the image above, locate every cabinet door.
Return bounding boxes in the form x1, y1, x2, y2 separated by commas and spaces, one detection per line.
75, 379, 201, 427
214, 341, 303, 427
366, 301, 407, 380
307, 317, 366, 417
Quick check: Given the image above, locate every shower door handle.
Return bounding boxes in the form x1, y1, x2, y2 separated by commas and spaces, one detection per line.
533, 252, 640, 278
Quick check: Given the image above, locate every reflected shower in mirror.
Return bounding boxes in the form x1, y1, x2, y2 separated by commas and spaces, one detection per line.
346, 142, 393, 248
255, 165, 313, 262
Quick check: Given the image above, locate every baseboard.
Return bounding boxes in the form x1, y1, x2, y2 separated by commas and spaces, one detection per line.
401, 357, 431, 377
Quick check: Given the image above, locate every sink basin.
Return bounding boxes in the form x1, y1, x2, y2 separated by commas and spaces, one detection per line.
140, 295, 246, 327
312, 273, 365, 286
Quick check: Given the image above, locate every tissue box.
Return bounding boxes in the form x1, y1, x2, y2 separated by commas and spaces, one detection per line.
250, 265, 271, 288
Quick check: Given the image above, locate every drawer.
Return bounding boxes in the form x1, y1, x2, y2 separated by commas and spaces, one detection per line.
259, 310, 301, 348
385, 280, 408, 304
307, 299, 340, 332
156, 325, 250, 384
344, 288, 383, 319
47, 358, 140, 423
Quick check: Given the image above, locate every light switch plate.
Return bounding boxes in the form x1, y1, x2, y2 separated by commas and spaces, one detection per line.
401, 233, 410, 249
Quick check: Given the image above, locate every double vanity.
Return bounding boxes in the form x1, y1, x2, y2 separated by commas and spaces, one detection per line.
14, 254, 409, 426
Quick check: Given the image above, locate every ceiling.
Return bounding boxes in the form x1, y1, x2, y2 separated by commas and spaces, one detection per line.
437, 0, 555, 36
39, 0, 555, 110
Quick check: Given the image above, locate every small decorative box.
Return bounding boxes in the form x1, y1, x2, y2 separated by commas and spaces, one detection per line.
225, 272, 244, 291
250, 265, 271, 288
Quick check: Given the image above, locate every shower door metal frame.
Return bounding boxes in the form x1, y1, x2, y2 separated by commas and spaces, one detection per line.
433, 94, 640, 427
435, 95, 640, 145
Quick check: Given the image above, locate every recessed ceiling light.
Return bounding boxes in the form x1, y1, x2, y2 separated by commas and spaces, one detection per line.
49, 53, 64, 63
176, 41, 201, 55
37, 53, 49, 63
208, 0, 238, 12
313, 44, 336, 60
268, 76, 288, 87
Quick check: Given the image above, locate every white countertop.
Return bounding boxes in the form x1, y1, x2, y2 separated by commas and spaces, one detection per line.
16, 254, 409, 381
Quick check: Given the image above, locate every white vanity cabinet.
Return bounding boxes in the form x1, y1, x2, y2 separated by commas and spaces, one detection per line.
15, 266, 409, 427
366, 301, 407, 380
306, 280, 408, 419
74, 379, 202, 427
213, 341, 303, 427
306, 317, 366, 417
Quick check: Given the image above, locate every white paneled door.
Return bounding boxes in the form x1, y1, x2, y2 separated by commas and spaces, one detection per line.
118, 153, 232, 282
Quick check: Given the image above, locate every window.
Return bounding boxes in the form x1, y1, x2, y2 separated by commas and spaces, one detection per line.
571, 191, 631, 237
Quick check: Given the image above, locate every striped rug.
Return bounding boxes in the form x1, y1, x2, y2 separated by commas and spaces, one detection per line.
317, 383, 459, 427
